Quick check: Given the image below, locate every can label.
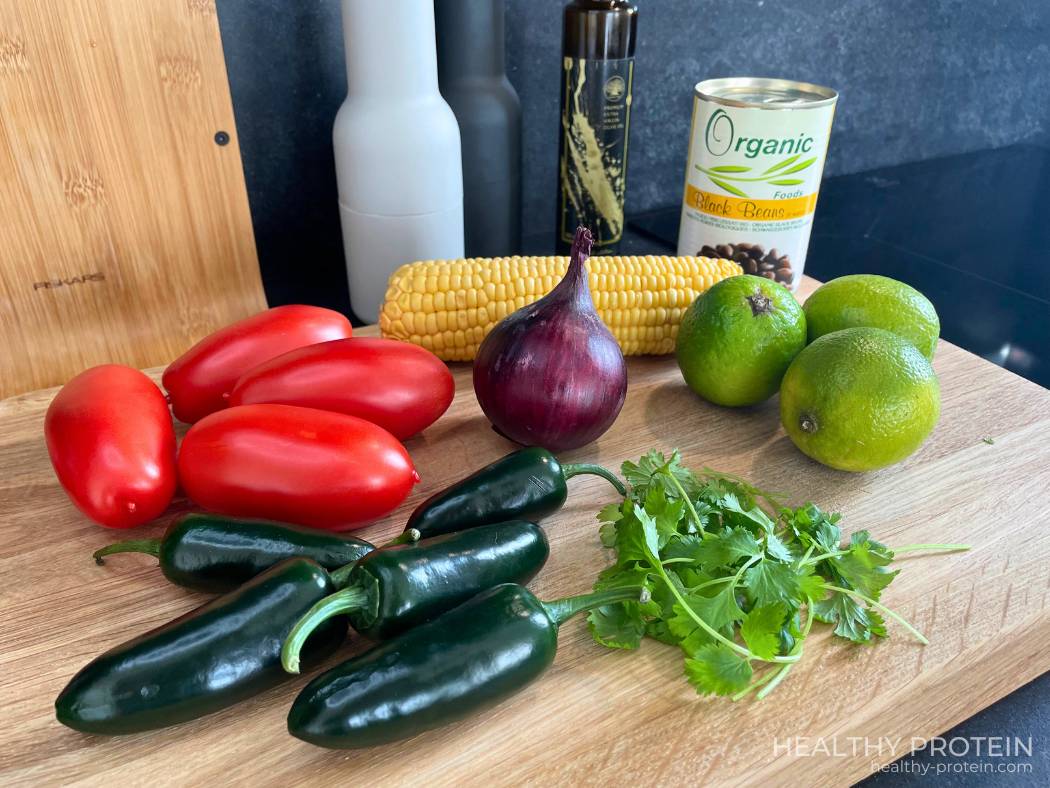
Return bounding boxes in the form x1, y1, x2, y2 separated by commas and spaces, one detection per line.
558, 56, 634, 252
678, 95, 836, 288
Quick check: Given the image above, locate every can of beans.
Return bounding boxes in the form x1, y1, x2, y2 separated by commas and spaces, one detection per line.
677, 77, 838, 289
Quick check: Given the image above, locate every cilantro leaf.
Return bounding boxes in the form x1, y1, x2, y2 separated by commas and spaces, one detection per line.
691, 532, 735, 571
622, 449, 700, 502
684, 645, 753, 696
814, 519, 842, 553
740, 603, 788, 660
634, 505, 661, 560
744, 560, 800, 607
865, 608, 888, 639
597, 501, 625, 524
662, 534, 703, 563
796, 564, 827, 602
645, 618, 678, 645
621, 449, 668, 492
597, 501, 628, 548
831, 531, 898, 601
813, 592, 886, 643
612, 524, 649, 566
593, 564, 651, 591
719, 492, 776, 533
667, 586, 744, 658
765, 531, 796, 562
588, 603, 645, 649
692, 587, 746, 631
721, 527, 763, 563
642, 485, 685, 547
779, 610, 803, 654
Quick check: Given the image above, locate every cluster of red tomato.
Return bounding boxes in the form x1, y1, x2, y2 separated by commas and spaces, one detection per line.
45, 306, 455, 531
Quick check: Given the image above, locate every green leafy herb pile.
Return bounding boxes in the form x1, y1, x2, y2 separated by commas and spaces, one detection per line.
588, 450, 967, 699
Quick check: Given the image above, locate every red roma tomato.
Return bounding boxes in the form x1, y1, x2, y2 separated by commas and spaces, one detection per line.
163, 305, 353, 424
227, 337, 454, 439
177, 404, 418, 531
45, 365, 177, 529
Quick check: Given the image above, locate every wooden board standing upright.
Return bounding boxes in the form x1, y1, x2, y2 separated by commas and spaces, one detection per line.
1, 284, 1049, 786
0, 0, 266, 397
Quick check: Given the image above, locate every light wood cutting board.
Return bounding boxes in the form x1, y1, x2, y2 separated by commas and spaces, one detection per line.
0, 0, 266, 398
1, 280, 1049, 787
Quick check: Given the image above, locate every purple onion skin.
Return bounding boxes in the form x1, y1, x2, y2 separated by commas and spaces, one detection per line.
473, 227, 627, 451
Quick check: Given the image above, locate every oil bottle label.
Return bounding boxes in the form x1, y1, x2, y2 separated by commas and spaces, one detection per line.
558, 56, 634, 250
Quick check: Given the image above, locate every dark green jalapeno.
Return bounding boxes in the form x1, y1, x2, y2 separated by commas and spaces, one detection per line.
92, 512, 375, 593
281, 520, 549, 672
396, 447, 626, 542
55, 558, 347, 735
287, 582, 645, 749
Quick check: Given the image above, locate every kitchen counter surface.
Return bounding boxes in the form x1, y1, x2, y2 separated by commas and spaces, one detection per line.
3, 306, 1050, 786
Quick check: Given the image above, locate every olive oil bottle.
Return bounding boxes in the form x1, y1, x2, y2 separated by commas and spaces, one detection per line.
556, 0, 638, 255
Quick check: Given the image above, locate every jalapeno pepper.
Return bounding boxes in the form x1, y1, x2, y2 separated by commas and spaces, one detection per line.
92, 512, 376, 593
396, 447, 626, 542
281, 520, 549, 672
55, 558, 347, 735
287, 582, 644, 749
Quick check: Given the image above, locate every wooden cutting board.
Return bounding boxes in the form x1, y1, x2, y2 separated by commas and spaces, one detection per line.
0, 0, 265, 398
2, 280, 1049, 787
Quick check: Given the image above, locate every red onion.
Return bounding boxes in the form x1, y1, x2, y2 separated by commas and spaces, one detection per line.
473, 227, 627, 451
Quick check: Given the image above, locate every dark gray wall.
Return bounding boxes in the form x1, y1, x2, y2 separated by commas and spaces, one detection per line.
507, 0, 1050, 237
217, 0, 1050, 309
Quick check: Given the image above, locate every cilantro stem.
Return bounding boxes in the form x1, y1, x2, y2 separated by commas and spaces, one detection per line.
801, 549, 850, 565
661, 557, 695, 565
821, 584, 929, 645
731, 554, 761, 589
892, 543, 971, 554
755, 610, 814, 700
653, 562, 799, 664
733, 609, 815, 701
732, 666, 778, 701
665, 470, 705, 533
686, 576, 735, 592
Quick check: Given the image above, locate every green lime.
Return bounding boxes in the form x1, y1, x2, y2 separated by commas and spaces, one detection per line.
803, 274, 940, 359
676, 275, 806, 407
780, 327, 940, 472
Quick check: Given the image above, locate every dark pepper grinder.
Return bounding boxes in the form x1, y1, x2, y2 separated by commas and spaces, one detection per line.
556, 0, 638, 255
436, 0, 523, 256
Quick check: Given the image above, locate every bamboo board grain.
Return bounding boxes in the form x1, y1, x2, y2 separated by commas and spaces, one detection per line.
2, 281, 1050, 787
0, 0, 265, 398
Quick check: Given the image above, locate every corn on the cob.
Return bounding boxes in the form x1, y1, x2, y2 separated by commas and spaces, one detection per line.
379, 255, 742, 361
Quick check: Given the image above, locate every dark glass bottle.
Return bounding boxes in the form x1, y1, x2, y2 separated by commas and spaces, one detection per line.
436, 0, 523, 257
555, 0, 638, 255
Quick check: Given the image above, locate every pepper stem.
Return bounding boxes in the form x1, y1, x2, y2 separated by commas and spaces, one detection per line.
329, 560, 363, 589
93, 539, 161, 565
382, 528, 421, 549
561, 463, 627, 496
281, 585, 370, 674
542, 586, 649, 627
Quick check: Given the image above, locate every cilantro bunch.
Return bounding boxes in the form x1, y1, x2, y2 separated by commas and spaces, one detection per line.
588, 450, 967, 699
